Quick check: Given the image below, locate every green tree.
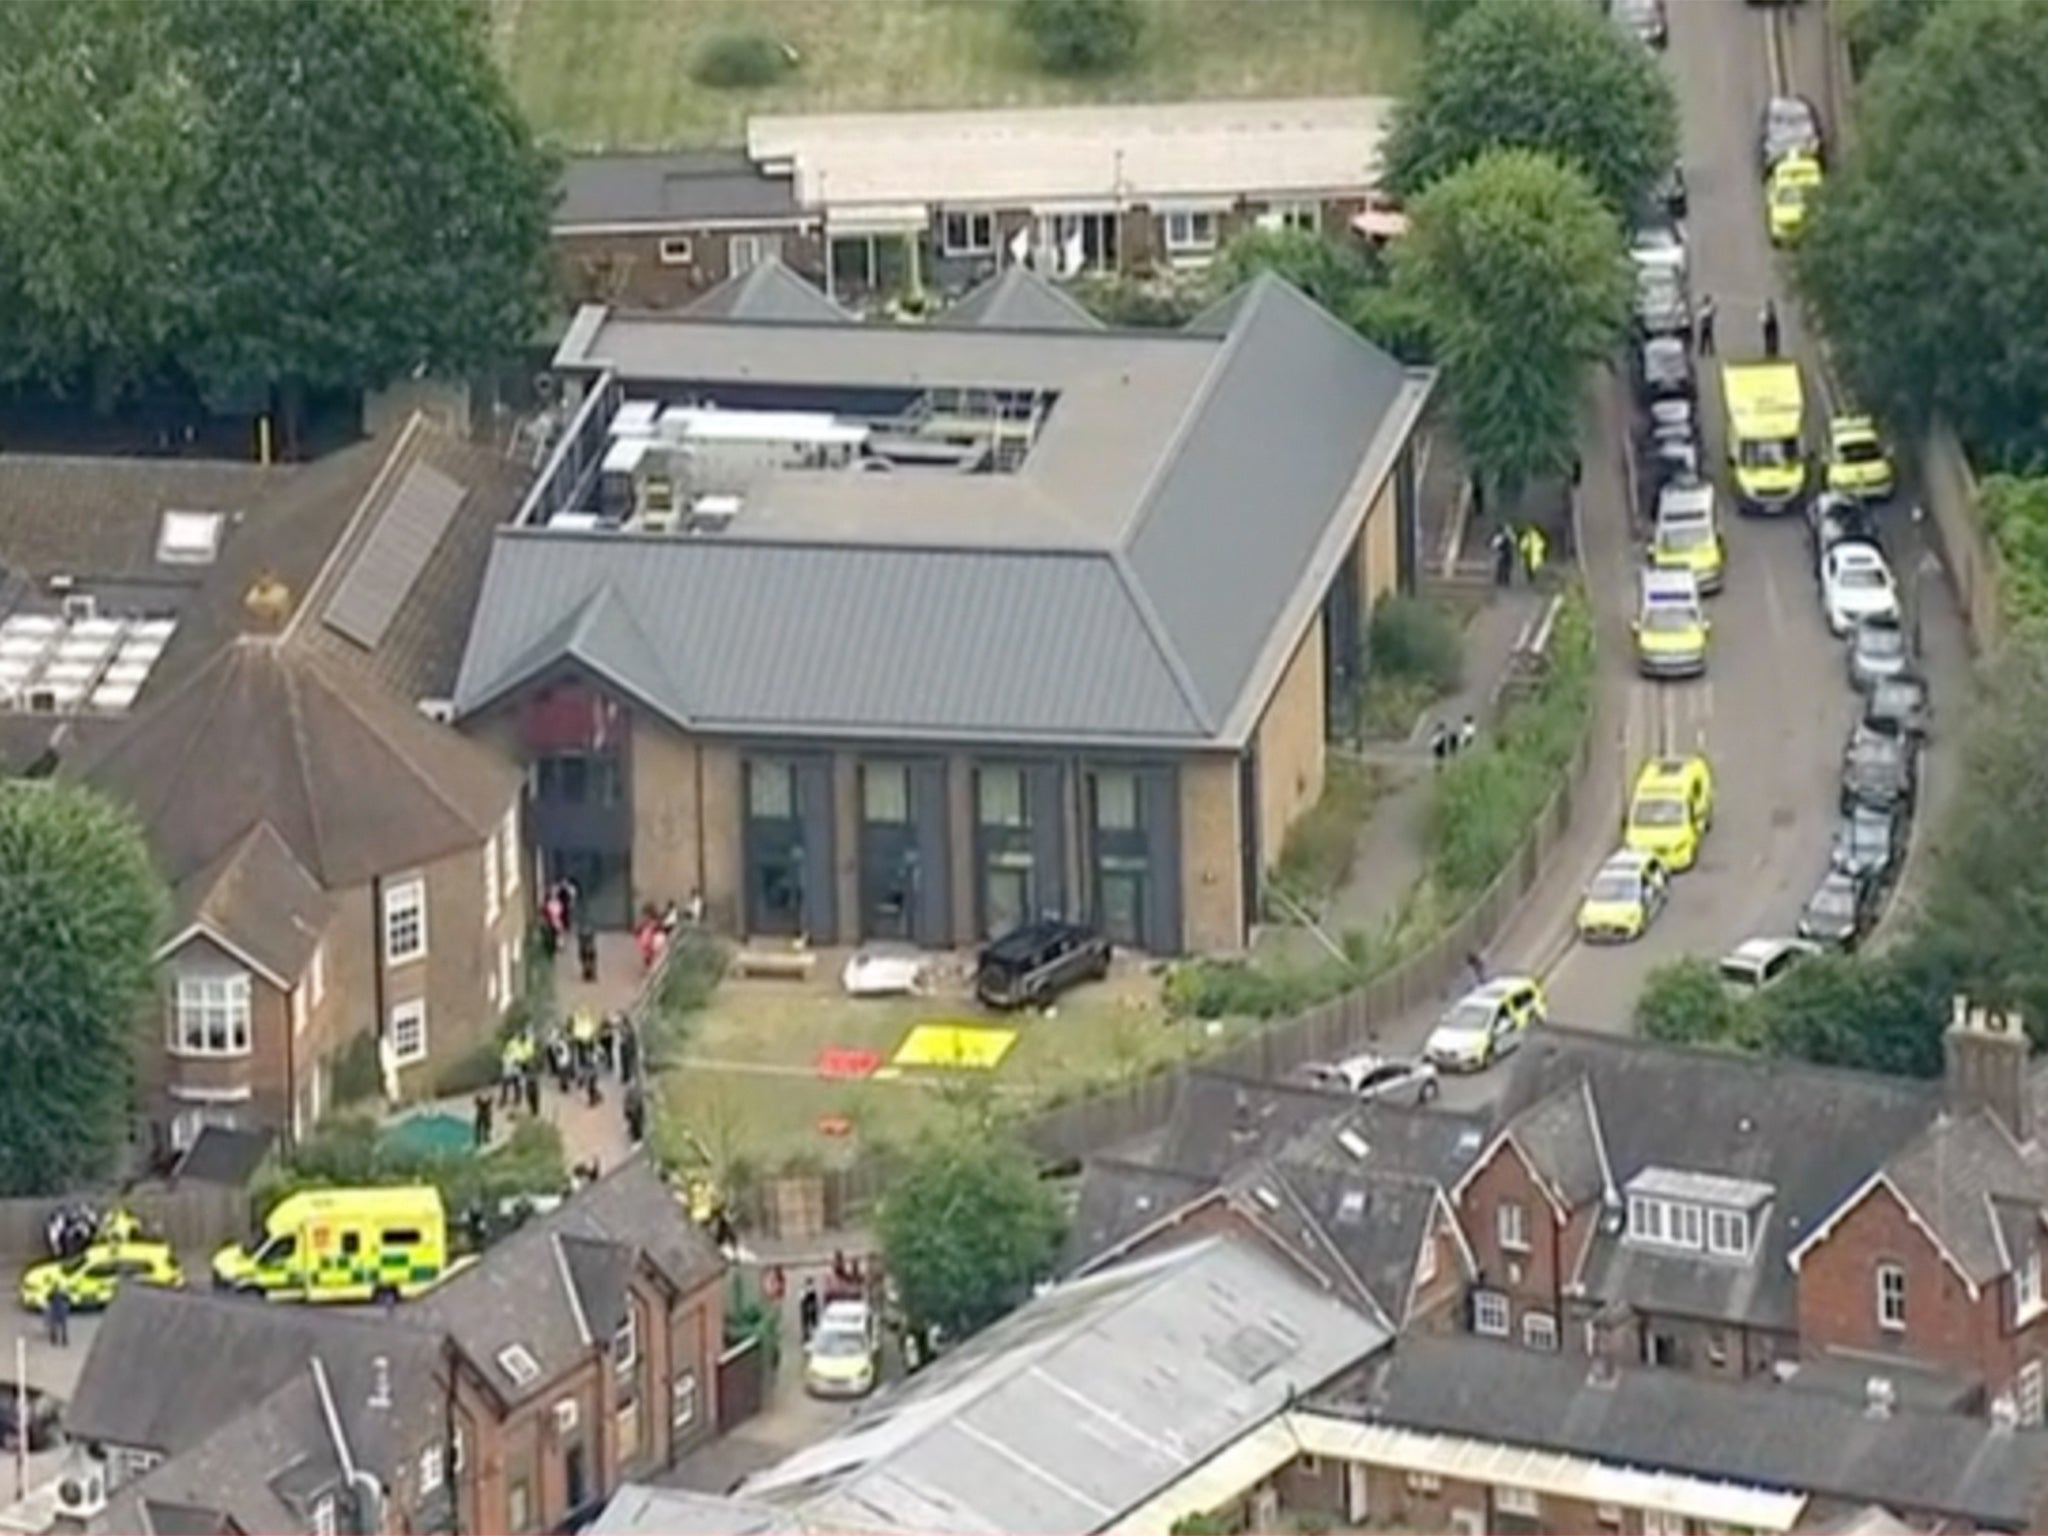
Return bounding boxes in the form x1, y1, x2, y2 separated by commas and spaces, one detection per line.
1389, 148, 1630, 502
1797, 0, 2048, 467
1980, 475, 2048, 627
0, 784, 169, 1197
1635, 958, 1747, 1046
1755, 952, 1946, 1077
1842, 0, 1944, 77
1013, 0, 1142, 76
876, 1124, 1065, 1341
0, 0, 211, 407
1384, 0, 1677, 215
1207, 228, 1382, 319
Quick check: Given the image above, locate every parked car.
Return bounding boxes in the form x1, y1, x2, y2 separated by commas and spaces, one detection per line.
1631, 219, 1688, 279
1636, 336, 1695, 403
1799, 867, 1881, 950
1718, 937, 1821, 996
1807, 491, 1877, 575
1848, 614, 1911, 692
1865, 673, 1931, 740
1821, 541, 1900, 635
1841, 720, 1917, 812
1830, 799, 1903, 885
1760, 95, 1824, 175
804, 1299, 879, 1399
973, 919, 1110, 1010
1298, 1053, 1441, 1106
1613, 0, 1668, 46
1424, 977, 1547, 1073
1577, 848, 1671, 943
1635, 265, 1691, 337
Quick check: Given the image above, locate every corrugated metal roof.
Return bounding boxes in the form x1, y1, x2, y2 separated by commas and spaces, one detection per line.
747, 98, 1393, 211
456, 537, 1210, 743
739, 1237, 1388, 1535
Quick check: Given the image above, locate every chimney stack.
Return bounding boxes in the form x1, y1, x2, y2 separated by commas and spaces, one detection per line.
243, 571, 293, 633
1944, 996, 2032, 1145
1864, 1376, 1896, 1420
1584, 1303, 1631, 1389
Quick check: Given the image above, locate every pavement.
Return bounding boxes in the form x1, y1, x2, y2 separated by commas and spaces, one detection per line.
1330, 0, 1970, 1113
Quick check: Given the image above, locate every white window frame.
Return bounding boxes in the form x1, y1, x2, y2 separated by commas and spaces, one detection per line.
389, 999, 429, 1067
308, 941, 326, 1008
940, 209, 995, 257
1643, 1512, 1686, 1536
418, 1445, 444, 1495
1628, 1194, 1705, 1252
1405, 1471, 1442, 1494
1497, 1200, 1530, 1253
658, 236, 693, 266
1473, 1289, 1510, 1338
171, 973, 252, 1058
499, 811, 520, 902
1876, 1262, 1907, 1332
383, 876, 427, 965
2019, 1251, 2044, 1323
1276, 201, 1320, 234
2020, 1361, 2046, 1427
1521, 1311, 1559, 1352
1495, 1484, 1541, 1518
614, 1306, 638, 1373
729, 232, 767, 274
484, 830, 501, 926
672, 1369, 698, 1431
1707, 1207, 1751, 1259
1163, 208, 1219, 254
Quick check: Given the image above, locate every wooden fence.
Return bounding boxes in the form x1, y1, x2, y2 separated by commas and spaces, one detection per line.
1916, 422, 2005, 657
0, 1179, 251, 1266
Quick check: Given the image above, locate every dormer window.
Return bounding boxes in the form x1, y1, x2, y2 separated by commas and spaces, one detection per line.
1624, 1167, 1771, 1261
2019, 1249, 2044, 1323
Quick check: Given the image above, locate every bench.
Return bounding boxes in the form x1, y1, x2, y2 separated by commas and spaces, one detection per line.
1497, 593, 1566, 705
733, 947, 818, 981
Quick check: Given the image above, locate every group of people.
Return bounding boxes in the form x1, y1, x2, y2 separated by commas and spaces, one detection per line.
1694, 295, 1779, 360
632, 891, 702, 970
1489, 522, 1550, 588
795, 1249, 875, 1339
539, 877, 601, 983
480, 1005, 649, 1147
1428, 714, 1480, 767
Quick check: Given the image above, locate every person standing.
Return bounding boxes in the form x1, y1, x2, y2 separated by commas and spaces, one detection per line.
577, 925, 599, 984
1519, 524, 1548, 583
1696, 294, 1716, 356
1465, 951, 1487, 990
624, 1082, 647, 1147
799, 1279, 821, 1342
523, 1067, 542, 1119
617, 1019, 640, 1085
1490, 523, 1516, 588
472, 1091, 494, 1148
498, 1035, 523, 1107
46, 1285, 70, 1347
1761, 298, 1781, 359
1458, 714, 1478, 754
1429, 720, 1450, 768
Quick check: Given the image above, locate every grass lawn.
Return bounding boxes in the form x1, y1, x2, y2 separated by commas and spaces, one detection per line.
491, 0, 1422, 149
659, 963, 1251, 1168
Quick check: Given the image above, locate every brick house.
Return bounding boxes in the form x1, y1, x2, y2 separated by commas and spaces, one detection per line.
451, 278, 1433, 954
553, 151, 822, 311
66, 1158, 726, 1536
0, 418, 535, 1154
1449, 1025, 1940, 1379
1791, 1001, 2048, 1423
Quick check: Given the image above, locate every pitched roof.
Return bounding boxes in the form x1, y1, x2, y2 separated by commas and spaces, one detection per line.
460, 276, 1431, 748
165, 821, 331, 984
939, 265, 1105, 332
414, 1155, 724, 1404
1874, 1068, 2048, 1284
1349, 1335, 2048, 1531
1057, 1159, 1214, 1274
76, 634, 518, 892
591, 1486, 826, 1536
738, 1237, 1390, 1535
684, 256, 852, 324
555, 150, 804, 230
1491, 1027, 1940, 1332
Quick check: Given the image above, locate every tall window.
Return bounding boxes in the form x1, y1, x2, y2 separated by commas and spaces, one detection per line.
729, 233, 768, 273
383, 877, 427, 964
977, 767, 1027, 828
746, 759, 796, 820
308, 941, 327, 1008
940, 209, 995, 256
672, 1370, 698, 1432
1091, 770, 1139, 833
1497, 1201, 1529, 1253
2021, 1361, 2046, 1428
499, 811, 521, 903
1876, 1263, 1907, 1332
172, 974, 251, 1057
390, 1000, 429, 1066
862, 763, 910, 823
2019, 1250, 2043, 1321
484, 830, 501, 925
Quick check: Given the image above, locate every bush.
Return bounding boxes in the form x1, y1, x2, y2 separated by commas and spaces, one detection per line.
1367, 594, 1465, 694
645, 930, 729, 1065
1270, 760, 1386, 910
1636, 958, 1748, 1045
1014, 0, 1142, 76
1425, 588, 1594, 897
1163, 955, 1352, 1021
1071, 273, 1205, 329
691, 29, 794, 90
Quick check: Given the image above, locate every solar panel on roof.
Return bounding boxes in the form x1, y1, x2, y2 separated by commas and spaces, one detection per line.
321, 463, 467, 649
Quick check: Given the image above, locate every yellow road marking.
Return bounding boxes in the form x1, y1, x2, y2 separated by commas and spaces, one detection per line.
892, 1023, 1018, 1071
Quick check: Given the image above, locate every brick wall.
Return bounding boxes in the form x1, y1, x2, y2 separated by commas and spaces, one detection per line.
552, 225, 824, 310
1254, 613, 1328, 883
1179, 751, 1245, 952
1457, 1140, 1567, 1343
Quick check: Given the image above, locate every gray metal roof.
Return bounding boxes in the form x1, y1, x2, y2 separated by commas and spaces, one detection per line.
1353, 1335, 2048, 1531
590, 1486, 824, 1536
467, 278, 1430, 746
738, 1237, 1389, 1534
939, 266, 1106, 333
320, 460, 467, 649
555, 151, 804, 230
1494, 1027, 1940, 1332
684, 257, 853, 325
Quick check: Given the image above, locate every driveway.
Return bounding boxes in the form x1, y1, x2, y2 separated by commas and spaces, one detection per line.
1355, 0, 1971, 1110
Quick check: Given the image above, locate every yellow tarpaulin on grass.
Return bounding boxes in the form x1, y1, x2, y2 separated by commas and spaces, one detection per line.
893, 1022, 1017, 1071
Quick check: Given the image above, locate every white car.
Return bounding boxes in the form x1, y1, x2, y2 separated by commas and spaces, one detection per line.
1299, 1053, 1440, 1106
1718, 937, 1821, 997
1821, 541, 1900, 635
1424, 976, 1546, 1073
841, 945, 930, 998
1630, 221, 1688, 280
804, 1299, 879, 1398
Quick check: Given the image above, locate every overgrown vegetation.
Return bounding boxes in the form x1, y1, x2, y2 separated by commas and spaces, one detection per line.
1071, 272, 1206, 329
1269, 760, 1389, 914
690, 29, 796, 90
1013, 0, 1143, 76
644, 930, 729, 1067
1427, 587, 1594, 898
260, 1115, 569, 1252
1981, 475, 2048, 629
1358, 594, 1464, 740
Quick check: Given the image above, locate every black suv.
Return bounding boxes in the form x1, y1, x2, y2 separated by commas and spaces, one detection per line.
974, 919, 1111, 1010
